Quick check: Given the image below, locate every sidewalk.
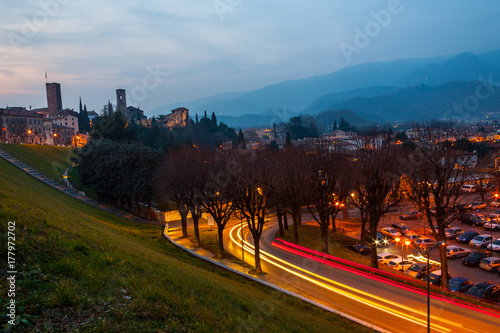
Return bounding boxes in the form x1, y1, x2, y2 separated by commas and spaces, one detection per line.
0, 147, 160, 226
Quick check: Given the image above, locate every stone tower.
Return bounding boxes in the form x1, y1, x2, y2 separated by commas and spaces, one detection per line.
116, 89, 127, 114
46, 82, 63, 118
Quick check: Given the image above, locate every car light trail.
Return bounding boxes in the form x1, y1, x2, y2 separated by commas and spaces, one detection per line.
229, 225, 461, 333
273, 237, 500, 320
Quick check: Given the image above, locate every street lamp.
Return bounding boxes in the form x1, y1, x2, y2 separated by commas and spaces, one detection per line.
426, 240, 445, 333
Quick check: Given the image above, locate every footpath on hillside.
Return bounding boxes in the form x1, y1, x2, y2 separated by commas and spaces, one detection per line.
0, 147, 159, 226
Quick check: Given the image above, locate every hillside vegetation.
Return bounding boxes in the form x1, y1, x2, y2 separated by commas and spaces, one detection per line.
0, 143, 73, 179
0, 158, 370, 332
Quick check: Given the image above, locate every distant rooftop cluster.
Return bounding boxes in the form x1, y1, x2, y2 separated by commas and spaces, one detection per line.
0, 82, 191, 147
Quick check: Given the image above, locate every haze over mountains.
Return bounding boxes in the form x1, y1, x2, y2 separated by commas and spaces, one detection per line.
151, 49, 500, 128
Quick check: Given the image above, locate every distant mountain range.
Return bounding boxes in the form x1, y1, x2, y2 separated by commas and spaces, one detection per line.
150, 49, 500, 128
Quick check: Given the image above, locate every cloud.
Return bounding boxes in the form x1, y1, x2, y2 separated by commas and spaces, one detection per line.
0, 0, 500, 112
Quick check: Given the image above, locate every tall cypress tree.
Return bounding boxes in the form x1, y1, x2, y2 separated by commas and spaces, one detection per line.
286, 131, 291, 146
211, 112, 217, 129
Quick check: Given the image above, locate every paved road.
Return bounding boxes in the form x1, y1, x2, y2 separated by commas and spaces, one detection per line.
224, 219, 500, 333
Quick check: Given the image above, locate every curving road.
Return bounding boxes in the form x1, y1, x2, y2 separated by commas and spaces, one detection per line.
224, 220, 500, 333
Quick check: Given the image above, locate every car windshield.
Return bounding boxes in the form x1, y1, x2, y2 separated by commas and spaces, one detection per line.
493, 240, 500, 245
468, 253, 483, 259
408, 264, 423, 272
474, 236, 486, 241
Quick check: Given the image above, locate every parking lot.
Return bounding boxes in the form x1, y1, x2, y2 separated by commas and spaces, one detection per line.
376, 194, 500, 285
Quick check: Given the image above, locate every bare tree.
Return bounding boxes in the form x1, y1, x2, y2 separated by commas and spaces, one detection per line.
200, 152, 236, 258
154, 146, 205, 246
231, 150, 275, 274
304, 150, 352, 253
405, 129, 471, 289
276, 148, 308, 244
352, 136, 402, 269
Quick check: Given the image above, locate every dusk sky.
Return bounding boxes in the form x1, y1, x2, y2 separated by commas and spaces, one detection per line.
1, 0, 500, 115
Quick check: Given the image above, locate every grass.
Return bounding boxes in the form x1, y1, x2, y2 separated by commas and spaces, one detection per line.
0, 143, 73, 178
0, 158, 373, 332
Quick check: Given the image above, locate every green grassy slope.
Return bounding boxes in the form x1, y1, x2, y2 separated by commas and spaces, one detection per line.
0, 143, 73, 178
0, 158, 371, 332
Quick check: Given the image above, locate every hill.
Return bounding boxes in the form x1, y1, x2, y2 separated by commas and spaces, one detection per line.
0, 143, 73, 179
325, 81, 500, 123
396, 53, 500, 87
151, 56, 447, 117
303, 86, 398, 115
0, 157, 368, 332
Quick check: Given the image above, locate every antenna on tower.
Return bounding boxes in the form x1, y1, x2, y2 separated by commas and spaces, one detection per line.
45, 71, 48, 83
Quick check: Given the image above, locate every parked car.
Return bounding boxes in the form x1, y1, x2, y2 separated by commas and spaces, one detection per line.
479, 257, 500, 272
421, 270, 453, 286
491, 201, 500, 208
464, 281, 500, 302
399, 211, 422, 220
381, 227, 402, 239
377, 253, 402, 265
469, 202, 487, 210
463, 251, 492, 267
487, 239, 500, 252
446, 245, 471, 259
406, 234, 424, 244
391, 223, 412, 235
449, 277, 474, 293
490, 210, 500, 218
445, 227, 464, 239
458, 214, 484, 227
484, 221, 500, 231
456, 231, 480, 244
453, 204, 469, 213
461, 184, 477, 193
387, 259, 413, 272
415, 237, 436, 249
470, 235, 494, 248
349, 243, 371, 255
405, 262, 432, 278
365, 231, 390, 247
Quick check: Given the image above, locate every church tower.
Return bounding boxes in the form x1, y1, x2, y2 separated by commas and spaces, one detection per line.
116, 89, 127, 114
46, 82, 63, 117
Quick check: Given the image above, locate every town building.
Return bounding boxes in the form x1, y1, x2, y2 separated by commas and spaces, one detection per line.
157, 107, 190, 128
53, 109, 79, 134
52, 124, 74, 145
0, 107, 46, 144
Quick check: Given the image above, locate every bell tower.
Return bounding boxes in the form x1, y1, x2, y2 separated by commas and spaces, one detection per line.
116, 89, 127, 114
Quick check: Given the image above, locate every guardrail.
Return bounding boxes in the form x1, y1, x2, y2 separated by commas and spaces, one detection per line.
0, 143, 66, 187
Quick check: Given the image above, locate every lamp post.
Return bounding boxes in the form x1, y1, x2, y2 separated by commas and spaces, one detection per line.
426, 240, 445, 333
